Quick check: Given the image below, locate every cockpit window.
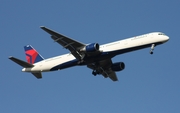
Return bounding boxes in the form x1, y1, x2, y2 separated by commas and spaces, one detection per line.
158, 33, 165, 35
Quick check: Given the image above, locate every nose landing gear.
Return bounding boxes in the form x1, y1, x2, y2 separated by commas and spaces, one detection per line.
150, 44, 155, 54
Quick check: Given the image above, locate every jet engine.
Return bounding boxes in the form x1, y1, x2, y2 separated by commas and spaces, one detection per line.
80, 43, 99, 52
111, 62, 125, 72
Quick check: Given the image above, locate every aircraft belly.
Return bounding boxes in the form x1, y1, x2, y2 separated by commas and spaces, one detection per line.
50, 59, 78, 71
23, 66, 50, 72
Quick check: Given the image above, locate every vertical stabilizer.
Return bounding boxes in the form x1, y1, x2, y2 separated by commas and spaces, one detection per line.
24, 45, 44, 64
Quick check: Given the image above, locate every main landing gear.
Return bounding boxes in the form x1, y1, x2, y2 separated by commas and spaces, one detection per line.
92, 70, 100, 76
92, 71, 97, 76
150, 44, 155, 54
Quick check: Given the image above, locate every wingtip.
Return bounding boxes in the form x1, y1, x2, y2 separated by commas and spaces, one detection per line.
40, 26, 46, 29
8, 56, 13, 59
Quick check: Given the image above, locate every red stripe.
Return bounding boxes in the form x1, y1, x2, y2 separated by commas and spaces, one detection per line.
26, 50, 38, 64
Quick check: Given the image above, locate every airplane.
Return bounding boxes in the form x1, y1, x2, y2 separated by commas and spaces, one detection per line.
9, 26, 169, 81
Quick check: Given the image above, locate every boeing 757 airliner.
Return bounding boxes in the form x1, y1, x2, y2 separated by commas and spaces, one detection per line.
9, 26, 169, 81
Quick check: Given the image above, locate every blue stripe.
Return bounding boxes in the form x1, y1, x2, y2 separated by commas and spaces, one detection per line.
24, 45, 33, 51
101, 42, 163, 57
34, 54, 44, 63
50, 42, 163, 71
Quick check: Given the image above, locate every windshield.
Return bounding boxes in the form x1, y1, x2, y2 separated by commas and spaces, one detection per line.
158, 33, 165, 35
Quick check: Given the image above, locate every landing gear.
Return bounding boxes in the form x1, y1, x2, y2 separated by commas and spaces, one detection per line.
150, 44, 155, 54
92, 71, 97, 76
92, 70, 100, 76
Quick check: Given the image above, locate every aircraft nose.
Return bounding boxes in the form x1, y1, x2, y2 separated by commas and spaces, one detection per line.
165, 36, 169, 41
163, 35, 169, 43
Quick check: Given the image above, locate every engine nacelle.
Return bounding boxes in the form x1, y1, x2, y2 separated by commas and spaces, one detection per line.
111, 62, 125, 72
80, 43, 99, 52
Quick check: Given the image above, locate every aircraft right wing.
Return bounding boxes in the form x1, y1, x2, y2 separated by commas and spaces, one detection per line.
41, 26, 86, 60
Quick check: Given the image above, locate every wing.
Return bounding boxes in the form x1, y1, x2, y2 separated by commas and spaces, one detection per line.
87, 59, 118, 81
41, 26, 86, 60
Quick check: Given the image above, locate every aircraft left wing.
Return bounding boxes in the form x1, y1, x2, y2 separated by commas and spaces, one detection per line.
87, 59, 118, 81
41, 26, 86, 60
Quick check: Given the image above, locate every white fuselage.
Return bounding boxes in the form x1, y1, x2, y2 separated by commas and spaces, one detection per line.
22, 32, 169, 72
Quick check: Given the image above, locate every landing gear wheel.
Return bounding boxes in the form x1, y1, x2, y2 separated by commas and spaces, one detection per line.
92, 71, 97, 76
150, 51, 153, 54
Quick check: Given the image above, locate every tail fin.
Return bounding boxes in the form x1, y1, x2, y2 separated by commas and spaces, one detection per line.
24, 45, 44, 64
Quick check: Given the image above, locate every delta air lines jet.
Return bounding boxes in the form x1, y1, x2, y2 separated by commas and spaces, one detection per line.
9, 26, 169, 81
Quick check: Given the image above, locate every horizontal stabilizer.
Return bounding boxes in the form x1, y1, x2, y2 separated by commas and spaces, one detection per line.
31, 72, 42, 79
9, 56, 34, 68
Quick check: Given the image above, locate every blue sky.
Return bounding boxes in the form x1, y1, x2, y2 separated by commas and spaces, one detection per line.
1, 0, 180, 113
